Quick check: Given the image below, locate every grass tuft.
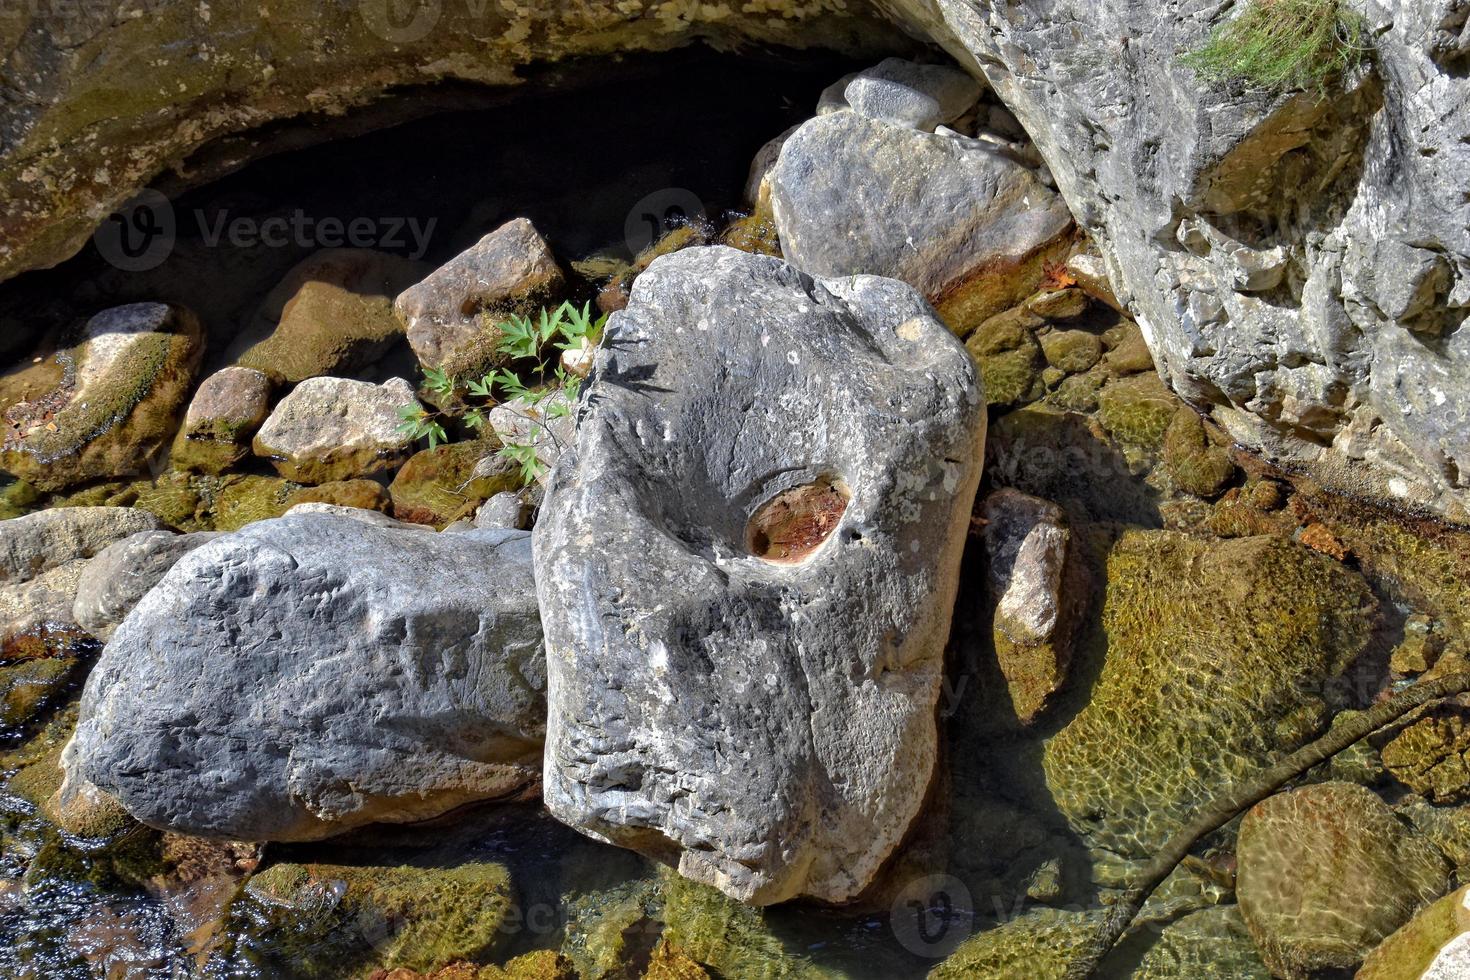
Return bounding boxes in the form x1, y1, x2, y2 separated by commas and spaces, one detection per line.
1182, 0, 1369, 95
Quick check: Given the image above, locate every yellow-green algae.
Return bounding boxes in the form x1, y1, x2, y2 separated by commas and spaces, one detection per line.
1095, 373, 1181, 451
243, 858, 515, 977
1041, 531, 1378, 856
389, 441, 516, 528
1161, 407, 1238, 498
1357, 884, 1470, 980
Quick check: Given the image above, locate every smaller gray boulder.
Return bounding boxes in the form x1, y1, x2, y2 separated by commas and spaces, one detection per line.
843, 58, 982, 131
62, 513, 545, 841
73, 529, 222, 641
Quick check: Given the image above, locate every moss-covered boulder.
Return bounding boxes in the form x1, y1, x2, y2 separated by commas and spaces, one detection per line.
1041, 531, 1378, 856
965, 308, 1043, 406
1162, 406, 1237, 498
658, 871, 839, 979
0, 303, 203, 490
242, 859, 516, 978
171, 366, 274, 475
389, 441, 516, 527
233, 250, 428, 384
1095, 372, 1180, 451
1358, 884, 1470, 980
287, 479, 391, 513
1237, 782, 1450, 978
1038, 328, 1102, 374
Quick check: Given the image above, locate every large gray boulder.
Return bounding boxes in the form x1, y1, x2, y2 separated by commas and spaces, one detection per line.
535, 246, 985, 905
880, 0, 1470, 521
60, 513, 545, 841
769, 108, 1074, 332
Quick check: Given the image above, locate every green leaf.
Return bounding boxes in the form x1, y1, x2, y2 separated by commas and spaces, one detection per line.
427, 421, 447, 450
495, 312, 541, 360
497, 442, 544, 486
466, 374, 495, 399
423, 366, 454, 397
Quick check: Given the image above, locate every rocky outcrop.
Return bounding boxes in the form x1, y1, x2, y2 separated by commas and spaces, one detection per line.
0, 1, 901, 284
0, 303, 203, 490
170, 366, 274, 475
879, 0, 1470, 521
60, 513, 545, 841
1237, 782, 1450, 978
395, 219, 565, 378
230, 249, 427, 383
253, 376, 419, 484
0, 506, 164, 658
535, 246, 985, 905
769, 73, 1074, 332
72, 528, 222, 641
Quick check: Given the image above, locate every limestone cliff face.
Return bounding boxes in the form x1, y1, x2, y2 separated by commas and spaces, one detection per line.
880, 0, 1470, 522
0, 0, 899, 282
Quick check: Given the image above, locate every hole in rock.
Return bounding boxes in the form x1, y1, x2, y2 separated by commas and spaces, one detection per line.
746, 476, 851, 563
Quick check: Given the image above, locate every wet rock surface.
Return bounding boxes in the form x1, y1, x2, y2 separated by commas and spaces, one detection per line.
170, 366, 274, 475
535, 246, 985, 905
253, 376, 419, 484
0, 303, 203, 491
1237, 782, 1451, 978
62, 513, 546, 841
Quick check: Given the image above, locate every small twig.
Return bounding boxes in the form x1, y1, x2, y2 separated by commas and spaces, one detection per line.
1062, 672, 1470, 980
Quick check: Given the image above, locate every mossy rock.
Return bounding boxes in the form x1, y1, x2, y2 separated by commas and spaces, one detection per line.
0, 656, 77, 731
233, 250, 427, 384
170, 430, 249, 477
1038, 328, 1102, 374
658, 870, 839, 979
288, 479, 391, 513
1102, 318, 1154, 374
0, 303, 203, 491
719, 202, 782, 258
0, 478, 41, 521
1041, 531, 1378, 856
966, 309, 1044, 407
930, 908, 1102, 980
210, 474, 301, 531
1162, 406, 1237, 498
1096, 372, 1180, 450
1358, 884, 1470, 980
561, 874, 662, 980
243, 858, 515, 977
1381, 705, 1470, 804
389, 441, 515, 528
1045, 367, 1107, 414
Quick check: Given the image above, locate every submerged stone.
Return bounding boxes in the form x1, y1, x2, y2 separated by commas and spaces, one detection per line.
535, 246, 985, 905
1358, 884, 1470, 980
1237, 782, 1450, 978
1042, 532, 1378, 856
0, 303, 203, 491
62, 514, 545, 841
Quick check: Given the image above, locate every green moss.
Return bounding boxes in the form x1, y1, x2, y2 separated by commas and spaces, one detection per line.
389, 441, 515, 528
932, 908, 1102, 980
287, 479, 390, 513
1162, 407, 1237, 498
210, 474, 301, 531
243, 858, 515, 977
236, 280, 405, 384
1046, 368, 1107, 413
966, 310, 1045, 407
1096, 373, 1181, 450
1182, 0, 1368, 95
659, 870, 839, 979
1038, 329, 1103, 374
0, 657, 77, 730
1041, 531, 1378, 856
171, 427, 251, 476
1357, 885, 1468, 980
0, 478, 41, 521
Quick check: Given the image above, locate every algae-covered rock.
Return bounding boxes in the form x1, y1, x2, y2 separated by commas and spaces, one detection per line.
0, 303, 203, 490
930, 907, 1101, 980
389, 441, 515, 527
1095, 372, 1180, 451
1127, 905, 1269, 979
1161, 406, 1236, 498
1382, 705, 1470, 804
1358, 884, 1470, 980
210, 474, 301, 531
658, 871, 838, 979
170, 366, 274, 475
233, 250, 427, 384
1038, 329, 1102, 375
1042, 532, 1378, 856
0, 656, 77, 730
965, 308, 1043, 406
397, 220, 564, 378
287, 479, 391, 513
1237, 782, 1450, 978
243, 859, 515, 977
254, 376, 419, 484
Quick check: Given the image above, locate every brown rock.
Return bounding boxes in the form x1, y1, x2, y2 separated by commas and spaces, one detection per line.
171, 366, 274, 474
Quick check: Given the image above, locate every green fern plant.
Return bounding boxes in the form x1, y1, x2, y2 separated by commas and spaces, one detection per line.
1182, 0, 1368, 95
397, 302, 606, 484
